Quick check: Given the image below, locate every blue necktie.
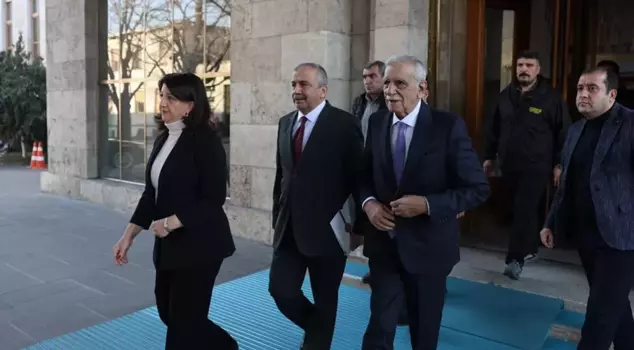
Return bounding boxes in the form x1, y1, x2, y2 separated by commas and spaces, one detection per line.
392, 122, 408, 184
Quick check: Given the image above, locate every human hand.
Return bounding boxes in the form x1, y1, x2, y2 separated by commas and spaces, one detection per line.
553, 167, 562, 187
363, 199, 395, 231
483, 160, 494, 177
390, 195, 428, 218
150, 218, 170, 238
113, 235, 134, 265
457, 212, 465, 219
540, 228, 554, 248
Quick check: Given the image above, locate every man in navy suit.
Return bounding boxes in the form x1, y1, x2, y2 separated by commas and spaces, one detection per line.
541, 67, 634, 350
360, 55, 490, 349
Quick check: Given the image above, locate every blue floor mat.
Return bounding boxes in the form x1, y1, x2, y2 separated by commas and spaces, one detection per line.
345, 260, 564, 349
345, 259, 371, 278
26, 268, 563, 350
540, 338, 578, 350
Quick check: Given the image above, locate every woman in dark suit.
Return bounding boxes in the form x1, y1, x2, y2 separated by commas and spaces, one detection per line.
112, 72, 237, 349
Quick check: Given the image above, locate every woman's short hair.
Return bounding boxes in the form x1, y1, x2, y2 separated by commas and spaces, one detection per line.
155, 72, 215, 131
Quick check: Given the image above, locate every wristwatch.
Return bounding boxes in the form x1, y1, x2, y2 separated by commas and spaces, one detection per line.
163, 219, 173, 233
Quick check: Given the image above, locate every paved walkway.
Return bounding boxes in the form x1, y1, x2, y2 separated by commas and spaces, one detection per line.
0, 167, 273, 350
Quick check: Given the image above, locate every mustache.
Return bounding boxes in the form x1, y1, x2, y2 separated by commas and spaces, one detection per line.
518, 73, 530, 77
293, 94, 307, 100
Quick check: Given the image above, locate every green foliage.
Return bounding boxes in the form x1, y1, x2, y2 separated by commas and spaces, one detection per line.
0, 33, 47, 143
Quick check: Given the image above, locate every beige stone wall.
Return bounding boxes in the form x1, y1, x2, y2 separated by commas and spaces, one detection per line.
370, 0, 429, 66
228, 0, 356, 244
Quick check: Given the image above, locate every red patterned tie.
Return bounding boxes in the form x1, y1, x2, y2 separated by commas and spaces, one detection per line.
293, 116, 307, 164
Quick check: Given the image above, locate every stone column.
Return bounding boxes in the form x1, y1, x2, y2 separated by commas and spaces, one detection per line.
370, 0, 430, 65
40, 0, 104, 197
228, 0, 353, 244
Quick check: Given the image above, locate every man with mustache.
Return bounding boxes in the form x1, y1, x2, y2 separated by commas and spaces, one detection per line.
270, 62, 363, 349
360, 55, 489, 349
483, 51, 570, 280
540, 67, 634, 350
350, 60, 411, 327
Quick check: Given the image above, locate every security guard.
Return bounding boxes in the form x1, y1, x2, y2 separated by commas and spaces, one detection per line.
483, 51, 570, 280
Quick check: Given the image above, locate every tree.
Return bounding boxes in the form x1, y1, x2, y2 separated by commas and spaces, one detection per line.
0, 33, 46, 158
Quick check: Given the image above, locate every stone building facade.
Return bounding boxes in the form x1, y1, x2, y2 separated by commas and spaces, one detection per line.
40, 0, 469, 245
226, 0, 468, 244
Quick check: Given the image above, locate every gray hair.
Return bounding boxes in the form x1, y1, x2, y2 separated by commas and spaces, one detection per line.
294, 62, 328, 86
385, 55, 427, 83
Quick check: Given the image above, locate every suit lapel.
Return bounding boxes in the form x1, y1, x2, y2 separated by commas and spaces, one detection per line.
279, 111, 296, 170
397, 103, 433, 193
591, 105, 623, 176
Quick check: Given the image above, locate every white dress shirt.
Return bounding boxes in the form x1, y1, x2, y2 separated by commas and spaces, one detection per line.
150, 119, 185, 200
293, 100, 326, 147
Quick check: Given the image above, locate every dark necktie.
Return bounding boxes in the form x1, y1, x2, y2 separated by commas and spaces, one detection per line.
293, 116, 307, 164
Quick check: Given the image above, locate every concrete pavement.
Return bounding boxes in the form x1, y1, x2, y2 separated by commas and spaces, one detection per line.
0, 167, 273, 350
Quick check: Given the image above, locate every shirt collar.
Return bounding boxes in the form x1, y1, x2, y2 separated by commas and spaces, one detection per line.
298, 100, 326, 124
392, 100, 422, 128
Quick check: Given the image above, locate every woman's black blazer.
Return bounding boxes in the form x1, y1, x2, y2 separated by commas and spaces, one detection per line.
130, 126, 235, 270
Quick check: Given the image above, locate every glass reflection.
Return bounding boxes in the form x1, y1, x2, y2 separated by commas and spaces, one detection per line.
146, 0, 173, 77
102, 0, 232, 184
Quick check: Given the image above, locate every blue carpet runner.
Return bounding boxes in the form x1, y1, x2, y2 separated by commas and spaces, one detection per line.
25, 261, 582, 349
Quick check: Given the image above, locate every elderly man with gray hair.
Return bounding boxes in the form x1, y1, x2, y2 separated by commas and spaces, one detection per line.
359, 55, 489, 349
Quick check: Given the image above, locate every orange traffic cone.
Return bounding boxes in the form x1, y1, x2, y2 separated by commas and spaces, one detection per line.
29, 141, 46, 169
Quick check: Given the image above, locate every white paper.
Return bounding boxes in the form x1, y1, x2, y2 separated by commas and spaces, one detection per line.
330, 195, 357, 255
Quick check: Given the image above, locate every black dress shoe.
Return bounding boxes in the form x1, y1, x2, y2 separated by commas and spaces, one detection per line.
362, 272, 371, 284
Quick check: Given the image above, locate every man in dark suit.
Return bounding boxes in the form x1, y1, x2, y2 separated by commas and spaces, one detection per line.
269, 62, 364, 349
541, 67, 634, 350
360, 55, 489, 349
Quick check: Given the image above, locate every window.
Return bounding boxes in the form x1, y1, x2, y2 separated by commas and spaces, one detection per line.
101, 0, 232, 185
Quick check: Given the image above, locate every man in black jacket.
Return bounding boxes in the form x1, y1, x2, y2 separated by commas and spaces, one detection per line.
351, 61, 388, 143
483, 51, 570, 280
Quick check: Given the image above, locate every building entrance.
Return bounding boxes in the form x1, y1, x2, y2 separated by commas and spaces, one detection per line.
457, 0, 634, 264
